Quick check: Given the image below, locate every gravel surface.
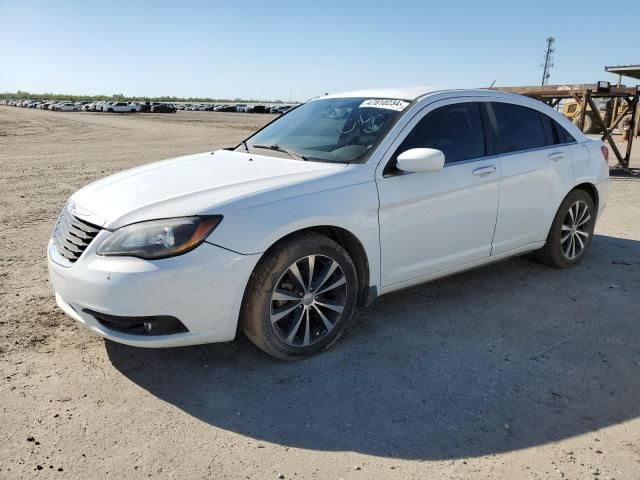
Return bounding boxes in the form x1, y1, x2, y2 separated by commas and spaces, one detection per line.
1, 106, 639, 479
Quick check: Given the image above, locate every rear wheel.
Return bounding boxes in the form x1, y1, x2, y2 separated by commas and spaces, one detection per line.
535, 189, 595, 268
241, 233, 358, 360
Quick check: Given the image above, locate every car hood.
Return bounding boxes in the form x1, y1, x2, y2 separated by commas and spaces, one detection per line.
70, 150, 345, 229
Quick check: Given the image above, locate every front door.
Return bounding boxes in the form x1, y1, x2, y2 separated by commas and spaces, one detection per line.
376, 99, 501, 288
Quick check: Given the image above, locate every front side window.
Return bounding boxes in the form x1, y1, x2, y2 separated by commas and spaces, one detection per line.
239, 97, 408, 164
395, 102, 486, 164
490, 102, 546, 154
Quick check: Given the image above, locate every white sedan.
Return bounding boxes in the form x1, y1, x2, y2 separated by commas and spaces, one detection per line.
48, 87, 609, 359
103, 102, 140, 113
52, 102, 80, 112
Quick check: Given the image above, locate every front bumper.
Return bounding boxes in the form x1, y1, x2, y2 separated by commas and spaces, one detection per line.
48, 233, 260, 348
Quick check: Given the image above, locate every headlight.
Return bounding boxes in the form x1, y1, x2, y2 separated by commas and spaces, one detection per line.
96, 216, 222, 260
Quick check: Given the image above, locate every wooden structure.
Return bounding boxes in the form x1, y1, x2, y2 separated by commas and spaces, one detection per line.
495, 84, 639, 170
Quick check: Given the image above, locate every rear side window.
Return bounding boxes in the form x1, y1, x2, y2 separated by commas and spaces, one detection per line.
490, 102, 546, 154
396, 102, 486, 164
552, 120, 576, 144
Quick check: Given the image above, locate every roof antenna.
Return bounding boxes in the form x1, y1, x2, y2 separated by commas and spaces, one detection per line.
488, 80, 496, 90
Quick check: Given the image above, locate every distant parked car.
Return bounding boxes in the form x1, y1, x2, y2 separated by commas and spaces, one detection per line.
104, 102, 140, 113
95, 101, 109, 112
53, 102, 80, 112
247, 105, 268, 114
150, 104, 177, 113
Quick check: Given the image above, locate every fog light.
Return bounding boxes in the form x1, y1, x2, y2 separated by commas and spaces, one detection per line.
83, 309, 188, 336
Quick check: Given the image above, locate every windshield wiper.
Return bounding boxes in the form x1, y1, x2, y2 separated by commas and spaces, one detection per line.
251, 144, 309, 161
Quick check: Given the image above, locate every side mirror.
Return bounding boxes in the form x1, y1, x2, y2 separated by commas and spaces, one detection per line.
396, 148, 445, 173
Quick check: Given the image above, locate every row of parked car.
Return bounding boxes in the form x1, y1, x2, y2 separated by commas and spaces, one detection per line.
1, 99, 172, 113
174, 103, 294, 114
1, 99, 295, 114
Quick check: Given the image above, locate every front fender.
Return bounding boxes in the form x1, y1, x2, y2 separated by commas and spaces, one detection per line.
210, 180, 381, 290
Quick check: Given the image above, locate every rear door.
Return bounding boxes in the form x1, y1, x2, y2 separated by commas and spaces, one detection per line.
488, 102, 574, 254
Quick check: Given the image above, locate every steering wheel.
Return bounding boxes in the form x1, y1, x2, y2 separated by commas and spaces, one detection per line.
359, 111, 388, 134
339, 118, 358, 134
338, 110, 389, 135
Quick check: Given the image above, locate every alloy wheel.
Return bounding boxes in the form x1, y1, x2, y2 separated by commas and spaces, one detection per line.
270, 255, 347, 347
561, 200, 591, 260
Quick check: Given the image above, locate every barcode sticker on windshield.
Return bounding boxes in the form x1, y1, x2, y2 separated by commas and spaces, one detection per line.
359, 99, 410, 111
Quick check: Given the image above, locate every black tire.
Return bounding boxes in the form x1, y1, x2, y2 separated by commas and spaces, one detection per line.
535, 189, 596, 268
73, 108, 78, 112
108, 108, 114, 113
240, 233, 358, 360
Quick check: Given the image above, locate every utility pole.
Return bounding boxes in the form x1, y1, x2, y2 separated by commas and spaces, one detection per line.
540, 37, 555, 86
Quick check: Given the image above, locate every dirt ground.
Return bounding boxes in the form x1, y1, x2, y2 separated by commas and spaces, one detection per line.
1, 106, 639, 480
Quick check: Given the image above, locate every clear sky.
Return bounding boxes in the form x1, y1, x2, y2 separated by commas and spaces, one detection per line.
0, 0, 637, 101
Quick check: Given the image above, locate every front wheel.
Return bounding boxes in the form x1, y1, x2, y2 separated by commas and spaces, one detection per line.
240, 233, 358, 360
535, 189, 595, 268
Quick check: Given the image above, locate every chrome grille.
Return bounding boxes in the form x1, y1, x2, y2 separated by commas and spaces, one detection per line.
52, 208, 102, 263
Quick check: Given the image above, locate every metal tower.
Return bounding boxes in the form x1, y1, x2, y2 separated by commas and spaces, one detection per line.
540, 37, 555, 86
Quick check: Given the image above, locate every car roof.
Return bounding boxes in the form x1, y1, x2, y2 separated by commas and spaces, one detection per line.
322, 87, 442, 101
322, 87, 518, 102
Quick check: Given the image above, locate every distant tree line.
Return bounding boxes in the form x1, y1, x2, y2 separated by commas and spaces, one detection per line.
0, 90, 288, 104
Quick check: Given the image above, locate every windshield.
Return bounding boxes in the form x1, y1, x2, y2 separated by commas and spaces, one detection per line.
237, 97, 409, 163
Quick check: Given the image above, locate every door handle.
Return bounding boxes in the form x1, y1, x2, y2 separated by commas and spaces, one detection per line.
472, 165, 496, 177
548, 152, 566, 161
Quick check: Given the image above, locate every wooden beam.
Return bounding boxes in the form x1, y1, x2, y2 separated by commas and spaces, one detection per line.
624, 96, 638, 165
602, 103, 631, 140
576, 91, 590, 133
494, 84, 637, 99
587, 96, 626, 168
